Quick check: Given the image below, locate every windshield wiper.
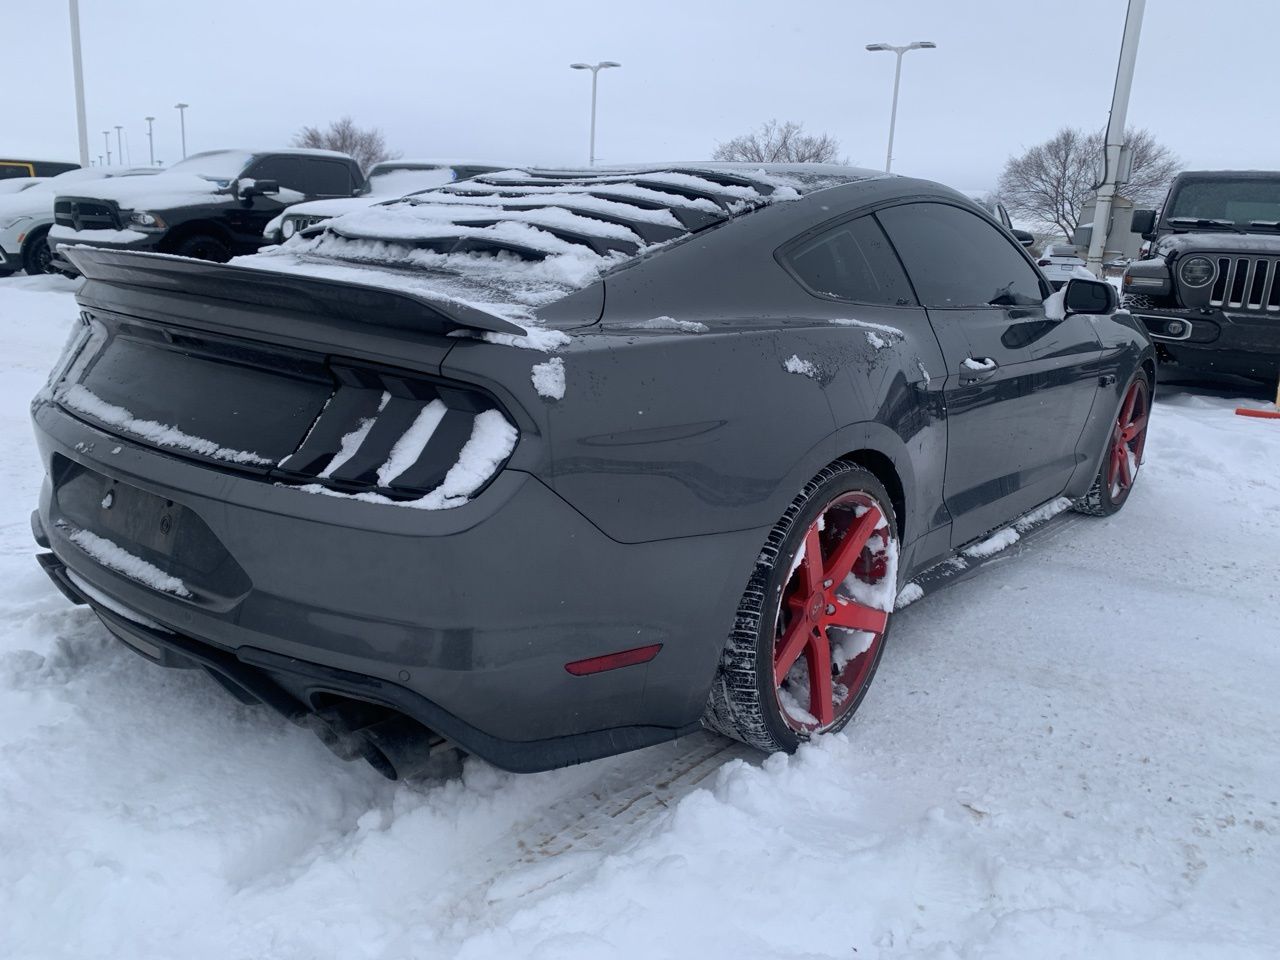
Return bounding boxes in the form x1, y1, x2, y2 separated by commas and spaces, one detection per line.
1168, 217, 1245, 234
1248, 220, 1280, 230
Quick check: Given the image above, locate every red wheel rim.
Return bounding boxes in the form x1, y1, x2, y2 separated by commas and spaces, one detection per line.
772, 492, 895, 734
1107, 379, 1149, 502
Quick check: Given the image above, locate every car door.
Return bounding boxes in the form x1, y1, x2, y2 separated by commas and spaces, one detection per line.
876, 201, 1103, 547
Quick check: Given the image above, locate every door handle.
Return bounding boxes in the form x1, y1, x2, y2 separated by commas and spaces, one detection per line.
960, 357, 999, 383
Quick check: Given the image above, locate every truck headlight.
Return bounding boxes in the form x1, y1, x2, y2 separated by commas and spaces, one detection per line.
128, 211, 166, 229
1178, 256, 1215, 287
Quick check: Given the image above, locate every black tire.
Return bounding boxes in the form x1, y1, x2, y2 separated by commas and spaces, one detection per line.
0, 269, 14, 279
1073, 372, 1152, 517
21, 226, 54, 276
704, 461, 898, 754
173, 234, 231, 263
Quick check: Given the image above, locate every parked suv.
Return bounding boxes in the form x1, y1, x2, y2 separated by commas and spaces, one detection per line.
48, 148, 363, 273
262, 159, 510, 244
0, 166, 159, 276
1123, 170, 1280, 384
0, 158, 79, 181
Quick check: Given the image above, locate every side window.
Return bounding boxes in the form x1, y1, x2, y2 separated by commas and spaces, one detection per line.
297, 160, 355, 197
876, 202, 1046, 308
246, 156, 303, 191
782, 215, 917, 306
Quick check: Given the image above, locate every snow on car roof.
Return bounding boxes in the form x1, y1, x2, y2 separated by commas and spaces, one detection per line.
240, 166, 839, 324
370, 159, 515, 171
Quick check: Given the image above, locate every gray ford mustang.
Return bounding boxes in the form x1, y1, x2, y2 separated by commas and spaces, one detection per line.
31, 165, 1155, 778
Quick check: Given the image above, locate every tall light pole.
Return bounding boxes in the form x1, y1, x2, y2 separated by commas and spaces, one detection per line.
865, 41, 936, 173
67, 0, 89, 166
569, 61, 621, 166
145, 116, 155, 166
114, 125, 123, 164
174, 102, 189, 159
102, 130, 112, 165
1086, 0, 1146, 276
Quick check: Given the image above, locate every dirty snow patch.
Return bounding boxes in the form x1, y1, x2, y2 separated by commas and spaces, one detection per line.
865, 332, 890, 350
531, 357, 566, 400
65, 569, 171, 632
1013, 496, 1073, 533
784, 355, 818, 378
829, 317, 904, 337
66, 529, 191, 598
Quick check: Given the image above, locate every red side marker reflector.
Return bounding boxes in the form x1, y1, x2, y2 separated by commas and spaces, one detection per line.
1235, 408, 1280, 420
565, 643, 663, 676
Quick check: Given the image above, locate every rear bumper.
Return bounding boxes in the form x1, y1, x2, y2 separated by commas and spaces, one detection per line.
1131, 307, 1280, 382
31, 397, 763, 771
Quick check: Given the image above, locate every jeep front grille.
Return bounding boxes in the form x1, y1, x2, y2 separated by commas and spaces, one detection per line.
1209, 256, 1280, 312
286, 215, 329, 232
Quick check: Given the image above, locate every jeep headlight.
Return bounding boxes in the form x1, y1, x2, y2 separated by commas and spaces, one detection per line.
281, 218, 297, 239
1178, 256, 1215, 287
128, 210, 166, 229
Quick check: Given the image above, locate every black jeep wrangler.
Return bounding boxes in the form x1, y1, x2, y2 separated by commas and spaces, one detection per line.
1122, 170, 1280, 385
48, 148, 364, 274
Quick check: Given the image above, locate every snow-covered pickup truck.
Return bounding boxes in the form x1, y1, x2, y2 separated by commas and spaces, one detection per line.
47, 148, 363, 274
1123, 169, 1280, 385
0, 166, 158, 276
262, 159, 510, 244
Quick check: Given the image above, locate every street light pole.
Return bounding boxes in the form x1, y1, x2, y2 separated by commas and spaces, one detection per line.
865, 41, 936, 173
114, 125, 123, 164
569, 61, 621, 166
174, 102, 189, 159
67, 0, 90, 167
103, 130, 111, 165
1085, 0, 1146, 276
145, 117, 155, 166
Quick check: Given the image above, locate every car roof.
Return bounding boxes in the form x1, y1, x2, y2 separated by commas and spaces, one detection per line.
370, 159, 516, 172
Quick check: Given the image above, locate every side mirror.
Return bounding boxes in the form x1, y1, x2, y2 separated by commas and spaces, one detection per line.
238, 178, 280, 199
1063, 277, 1117, 316
1130, 209, 1157, 238
1011, 227, 1035, 248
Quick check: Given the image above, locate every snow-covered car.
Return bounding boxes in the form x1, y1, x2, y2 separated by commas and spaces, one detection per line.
1037, 243, 1090, 289
47, 148, 363, 274
0, 167, 158, 277
0, 177, 47, 196
32, 166, 1154, 778
261, 159, 511, 244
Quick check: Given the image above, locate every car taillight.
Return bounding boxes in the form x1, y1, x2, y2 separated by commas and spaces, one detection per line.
1037, 259, 1051, 266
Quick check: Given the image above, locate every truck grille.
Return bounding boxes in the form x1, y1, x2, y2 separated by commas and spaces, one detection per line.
54, 198, 122, 231
1209, 256, 1280, 311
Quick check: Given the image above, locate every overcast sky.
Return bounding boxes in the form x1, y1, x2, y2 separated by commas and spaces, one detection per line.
7, 0, 1277, 193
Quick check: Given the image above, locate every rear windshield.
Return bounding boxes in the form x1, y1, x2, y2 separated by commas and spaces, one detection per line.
1167, 178, 1280, 225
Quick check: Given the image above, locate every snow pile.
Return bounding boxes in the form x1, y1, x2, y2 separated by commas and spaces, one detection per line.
783, 355, 817, 378
51, 171, 236, 211
961, 497, 1074, 560
894, 581, 924, 609
66, 529, 190, 597
530, 356, 566, 400
829, 317, 904, 337
865, 331, 889, 350
57, 384, 272, 465
48, 225, 148, 246
962, 357, 997, 372
1044, 286, 1068, 320
961, 525, 1020, 558
632, 316, 709, 333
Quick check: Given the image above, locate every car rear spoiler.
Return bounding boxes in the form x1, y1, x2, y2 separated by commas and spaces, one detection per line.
62, 246, 528, 339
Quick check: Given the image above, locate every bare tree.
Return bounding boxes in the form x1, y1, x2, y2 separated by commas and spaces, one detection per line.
713, 119, 842, 164
996, 126, 1180, 238
292, 116, 398, 173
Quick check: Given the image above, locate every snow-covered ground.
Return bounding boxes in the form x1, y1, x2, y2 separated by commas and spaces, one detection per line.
1, 274, 1277, 959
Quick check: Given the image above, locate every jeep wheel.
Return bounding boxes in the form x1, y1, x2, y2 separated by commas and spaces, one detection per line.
174, 234, 231, 263
705, 461, 897, 754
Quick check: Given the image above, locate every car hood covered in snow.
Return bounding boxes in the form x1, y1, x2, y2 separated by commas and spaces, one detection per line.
54, 172, 234, 212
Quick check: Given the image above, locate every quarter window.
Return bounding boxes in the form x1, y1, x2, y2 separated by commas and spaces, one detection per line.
876, 202, 1046, 308
783, 216, 917, 305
